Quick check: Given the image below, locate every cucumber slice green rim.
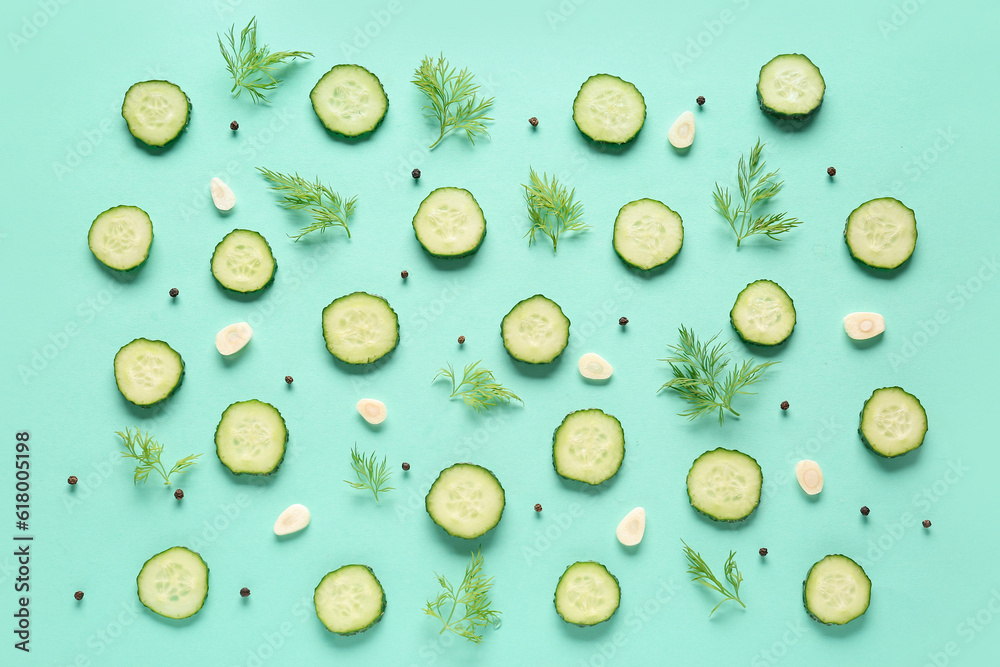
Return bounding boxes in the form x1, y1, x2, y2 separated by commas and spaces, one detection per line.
88, 205, 153, 272
501, 295, 570, 364
844, 197, 917, 270
214, 400, 288, 475
412, 187, 487, 258
613, 198, 683, 271
803, 554, 871, 625
136, 546, 208, 619
314, 564, 386, 635
425, 463, 505, 539
730, 279, 796, 346
211, 229, 276, 294
114, 338, 184, 407
859, 386, 927, 458
756, 54, 825, 120
310, 64, 388, 138
554, 561, 621, 626
552, 409, 625, 486
573, 74, 646, 144
121, 80, 191, 148
322, 292, 399, 365
686, 448, 762, 522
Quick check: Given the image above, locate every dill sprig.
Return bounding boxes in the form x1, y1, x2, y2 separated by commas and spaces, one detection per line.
424, 549, 501, 643
257, 167, 357, 241
658, 325, 776, 424
713, 139, 803, 247
117, 427, 201, 486
412, 54, 494, 149
343, 444, 393, 501
682, 540, 746, 616
433, 360, 522, 412
523, 168, 589, 252
218, 17, 312, 104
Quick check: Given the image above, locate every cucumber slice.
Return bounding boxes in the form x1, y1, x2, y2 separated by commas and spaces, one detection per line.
211, 229, 276, 294
314, 564, 386, 635
114, 338, 184, 407
136, 546, 208, 619
554, 561, 620, 626
613, 198, 683, 271
310, 65, 388, 138
730, 279, 796, 346
215, 400, 288, 475
552, 409, 625, 485
501, 295, 570, 364
121, 80, 190, 147
686, 448, 762, 522
572, 74, 646, 144
844, 197, 917, 270
88, 205, 153, 271
859, 386, 927, 457
425, 463, 505, 539
803, 555, 871, 625
322, 292, 399, 365
412, 187, 486, 258
756, 54, 825, 120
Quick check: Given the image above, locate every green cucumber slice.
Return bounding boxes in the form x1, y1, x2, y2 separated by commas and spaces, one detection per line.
552, 409, 625, 485
114, 338, 184, 407
613, 198, 683, 271
501, 295, 570, 364
573, 74, 645, 144
211, 229, 276, 294
859, 386, 927, 457
88, 205, 153, 271
425, 463, 505, 539
137, 546, 208, 619
803, 555, 871, 625
310, 65, 388, 138
314, 564, 386, 635
121, 80, 190, 147
686, 448, 762, 522
844, 197, 917, 270
412, 187, 486, 258
554, 561, 620, 626
322, 292, 399, 364
730, 279, 796, 346
756, 54, 825, 120
215, 400, 288, 475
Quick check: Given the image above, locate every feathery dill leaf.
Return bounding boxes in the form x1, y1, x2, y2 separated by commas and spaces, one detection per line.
424, 549, 501, 643
522, 167, 589, 252
343, 444, 393, 501
682, 540, 746, 616
117, 428, 201, 486
218, 17, 312, 104
434, 361, 521, 412
257, 167, 357, 241
412, 54, 494, 149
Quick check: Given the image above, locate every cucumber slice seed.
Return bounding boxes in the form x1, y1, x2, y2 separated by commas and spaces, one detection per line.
844, 198, 917, 270
572, 74, 646, 144
215, 400, 288, 475
859, 386, 927, 457
121, 80, 190, 147
756, 54, 825, 120
730, 279, 796, 346
314, 565, 386, 635
412, 187, 486, 258
803, 555, 871, 625
136, 546, 208, 619
211, 229, 276, 294
310, 65, 388, 138
425, 463, 505, 539
613, 198, 683, 271
686, 448, 762, 522
552, 409, 625, 485
88, 205, 153, 271
501, 295, 570, 364
322, 292, 399, 364
114, 338, 184, 407
554, 561, 621, 626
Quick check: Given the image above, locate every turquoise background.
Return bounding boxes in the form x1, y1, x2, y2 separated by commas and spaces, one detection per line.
2, 0, 998, 664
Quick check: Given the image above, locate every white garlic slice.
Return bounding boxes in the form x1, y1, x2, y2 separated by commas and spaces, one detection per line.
210, 177, 236, 211
356, 398, 387, 425
274, 504, 310, 535
215, 322, 252, 355
616, 507, 646, 546
844, 312, 885, 340
578, 353, 613, 380
795, 460, 824, 495
668, 111, 696, 149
